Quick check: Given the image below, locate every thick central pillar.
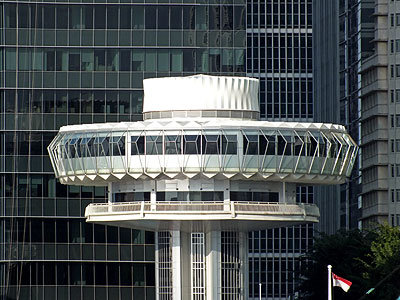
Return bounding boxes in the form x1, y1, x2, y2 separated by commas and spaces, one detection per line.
206, 231, 220, 300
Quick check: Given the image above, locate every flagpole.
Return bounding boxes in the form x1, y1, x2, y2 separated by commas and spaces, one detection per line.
328, 265, 332, 300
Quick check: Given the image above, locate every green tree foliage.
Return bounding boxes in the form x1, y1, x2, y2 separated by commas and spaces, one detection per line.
297, 229, 374, 300
359, 225, 400, 300
297, 225, 400, 300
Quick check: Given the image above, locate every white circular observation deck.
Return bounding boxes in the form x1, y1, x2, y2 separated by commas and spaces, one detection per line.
47, 75, 358, 232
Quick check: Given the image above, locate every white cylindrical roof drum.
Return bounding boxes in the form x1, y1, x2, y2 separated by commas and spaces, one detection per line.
143, 75, 260, 114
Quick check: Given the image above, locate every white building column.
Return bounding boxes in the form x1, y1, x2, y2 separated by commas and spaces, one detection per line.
171, 230, 182, 300
206, 231, 221, 300
155, 232, 160, 300
151, 180, 157, 210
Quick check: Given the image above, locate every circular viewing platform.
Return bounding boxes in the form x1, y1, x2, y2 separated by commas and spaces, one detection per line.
84, 201, 320, 232
48, 120, 357, 186
47, 75, 358, 236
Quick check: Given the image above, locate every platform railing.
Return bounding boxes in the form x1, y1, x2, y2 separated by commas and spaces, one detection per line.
85, 201, 319, 218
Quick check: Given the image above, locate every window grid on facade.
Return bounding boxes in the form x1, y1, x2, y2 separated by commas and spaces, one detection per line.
389, 39, 400, 53
191, 233, 205, 300
390, 13, 400, 26
248, 186, 313, 299
390, 89, 400, 103
390, 164, 400, 177
391, 189, 400, 202
1, 0, 246, 298
246, 0, 312, 121
390, 139, 400, 152
221, 232, 241, 300
248, 224, 312, 298
391, 214, 400, 226
0, 218, 156, 298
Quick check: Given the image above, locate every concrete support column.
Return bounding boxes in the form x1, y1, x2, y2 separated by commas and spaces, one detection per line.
206, 231, 220, 300
151, 180, 157, 210
224, 180, 231, 212
282, 182, 297, 203
155, 232, 160, 300
172, 230, 182, 300
108, 182, 113, 203
180, 231, 191, 300
108, 183, 113, 213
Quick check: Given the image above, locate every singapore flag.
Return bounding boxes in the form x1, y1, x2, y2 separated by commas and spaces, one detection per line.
332, 272, 352, 292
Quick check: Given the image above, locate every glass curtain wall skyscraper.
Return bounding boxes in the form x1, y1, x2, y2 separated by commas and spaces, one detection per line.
0, 0, 313, 299
0, 1, 246, 299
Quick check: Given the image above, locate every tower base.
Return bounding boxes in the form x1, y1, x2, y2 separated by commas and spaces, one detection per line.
155, 231, 248, 300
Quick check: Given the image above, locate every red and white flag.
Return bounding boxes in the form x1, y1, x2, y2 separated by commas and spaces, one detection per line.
332, 272, 352, 292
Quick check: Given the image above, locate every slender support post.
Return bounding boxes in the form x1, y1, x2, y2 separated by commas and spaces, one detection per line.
108, 182, 113, 203
140, 201, 144, 217
155, 232, 159, 300
259, 283, 262, 300
328, 265, 332, 300
206, 231, 220, 300
172, 231, 182, 300
150, 181, 157, 210
108, 183, 113, 213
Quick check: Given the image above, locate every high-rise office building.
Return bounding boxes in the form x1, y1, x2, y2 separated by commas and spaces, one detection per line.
313, 0, 375, 231
360, 0, 400, 228
246, 1, 314, 299
0, 0, 316, 299
0, 1, 245, 299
